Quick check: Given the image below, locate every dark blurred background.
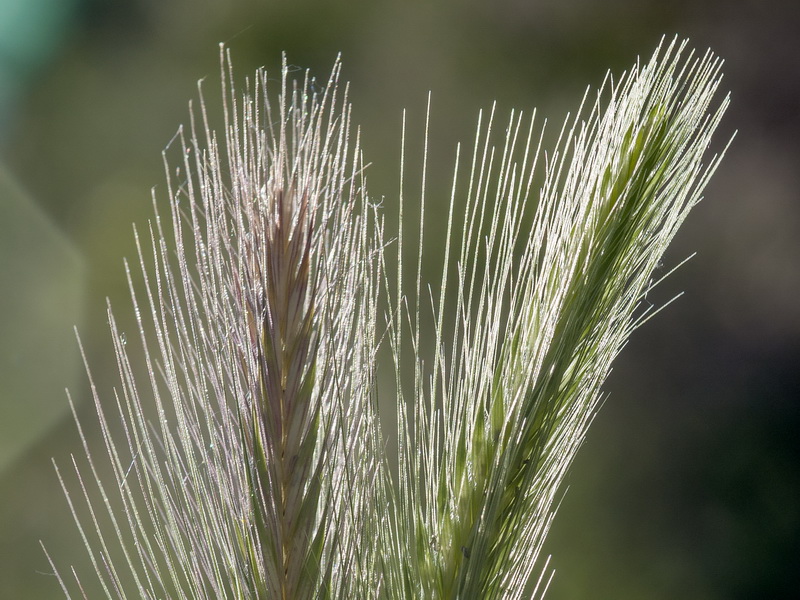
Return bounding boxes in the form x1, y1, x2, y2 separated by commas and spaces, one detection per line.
1, 0, 798, 598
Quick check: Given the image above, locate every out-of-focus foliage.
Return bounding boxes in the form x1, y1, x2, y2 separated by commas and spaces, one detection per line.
0, 168, 84, 473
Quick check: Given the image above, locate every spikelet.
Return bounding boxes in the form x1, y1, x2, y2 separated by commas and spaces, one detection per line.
48, 49, 382, 599
385, 37, 729, 599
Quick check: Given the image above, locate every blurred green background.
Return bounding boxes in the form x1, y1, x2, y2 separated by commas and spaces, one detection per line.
1, 0, 798, 598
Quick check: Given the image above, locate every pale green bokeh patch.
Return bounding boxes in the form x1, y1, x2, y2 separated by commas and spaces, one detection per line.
0, 166, 85, 473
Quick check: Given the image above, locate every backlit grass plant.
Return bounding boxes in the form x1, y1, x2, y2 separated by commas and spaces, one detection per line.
48, 37, 730, 599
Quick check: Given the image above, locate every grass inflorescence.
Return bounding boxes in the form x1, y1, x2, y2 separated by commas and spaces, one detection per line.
47, 37, 730, 599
